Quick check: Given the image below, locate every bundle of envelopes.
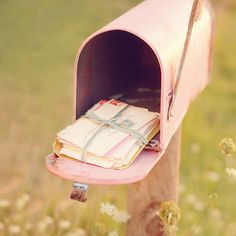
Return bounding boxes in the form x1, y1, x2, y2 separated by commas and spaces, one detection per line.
53, 99, 160, 169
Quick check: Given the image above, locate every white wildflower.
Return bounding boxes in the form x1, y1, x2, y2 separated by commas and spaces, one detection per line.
0, 199, 11, 208
225, 222, 236, 236
192, 226, 202, 235
37, 216, 54, 232
100, 202, 130, 223
186, 194, 204, 211
209, 208, 221, 219
107, 230, 119, 236
179, 183, 186, 194
58, 219, 71, 230
15, 199, 24, 210
16, 194, 30, 210
193, 201, 205, 211
21, 193, 30, 202
185, 193, 197, 204
190, 143, 201, 154
100, 202, 118, 216
113, 210, 131, 223
8, 225, 21, 235
206, 171, 220, 182
38, 220, 48, 233
226, 168, 236, 177
44, 216, 54, 225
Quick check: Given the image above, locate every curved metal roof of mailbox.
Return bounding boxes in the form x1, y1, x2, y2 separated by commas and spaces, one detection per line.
74, 0, 214, 151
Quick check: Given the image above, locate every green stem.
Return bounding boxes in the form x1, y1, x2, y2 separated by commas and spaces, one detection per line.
186, 157, 228, 236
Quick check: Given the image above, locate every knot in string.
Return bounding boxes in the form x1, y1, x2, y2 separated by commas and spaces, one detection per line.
81, 106, 148, 162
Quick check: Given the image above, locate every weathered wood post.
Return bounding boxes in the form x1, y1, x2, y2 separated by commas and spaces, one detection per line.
126, 128, 181, 236
126, 0, 204, 234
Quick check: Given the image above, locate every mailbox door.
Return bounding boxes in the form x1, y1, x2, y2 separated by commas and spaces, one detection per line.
46, 150, 163, 185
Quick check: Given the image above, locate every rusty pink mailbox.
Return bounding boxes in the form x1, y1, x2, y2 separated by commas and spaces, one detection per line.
46, 0, 214, 187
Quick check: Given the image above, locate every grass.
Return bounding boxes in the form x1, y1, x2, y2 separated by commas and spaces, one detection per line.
0, 0, 235, 235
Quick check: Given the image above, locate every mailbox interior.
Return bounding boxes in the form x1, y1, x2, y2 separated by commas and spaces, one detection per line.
76, 30, 162, 118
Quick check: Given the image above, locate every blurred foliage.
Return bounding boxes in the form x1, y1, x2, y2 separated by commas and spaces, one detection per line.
0, 0, 235, 235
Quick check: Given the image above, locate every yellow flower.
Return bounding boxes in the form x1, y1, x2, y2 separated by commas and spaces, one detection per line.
219, 138, 236, 155
208, 193, 218, 208
159, 201, 181, 235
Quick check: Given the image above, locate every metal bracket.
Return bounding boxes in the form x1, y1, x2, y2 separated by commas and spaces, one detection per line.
70, 182, 88, 203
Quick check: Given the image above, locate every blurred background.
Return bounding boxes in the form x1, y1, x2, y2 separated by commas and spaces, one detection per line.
0, 0, 235, 235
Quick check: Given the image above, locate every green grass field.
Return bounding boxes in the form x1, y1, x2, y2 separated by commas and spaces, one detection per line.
0, 0, 235, 235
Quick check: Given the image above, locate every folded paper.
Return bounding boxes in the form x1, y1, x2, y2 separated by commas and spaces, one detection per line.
53, 99, 160, 169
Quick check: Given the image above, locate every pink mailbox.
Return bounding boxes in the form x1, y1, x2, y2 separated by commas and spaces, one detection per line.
46, 0, 214, 187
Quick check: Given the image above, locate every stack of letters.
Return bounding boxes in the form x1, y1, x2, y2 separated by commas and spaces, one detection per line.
53, 99, 160, 169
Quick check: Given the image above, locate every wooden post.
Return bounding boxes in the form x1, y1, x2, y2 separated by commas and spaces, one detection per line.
126, 128, 181, 236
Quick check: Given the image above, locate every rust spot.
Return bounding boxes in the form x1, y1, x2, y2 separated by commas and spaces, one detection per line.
145, 200, 163, 235
70, 188, 87, 202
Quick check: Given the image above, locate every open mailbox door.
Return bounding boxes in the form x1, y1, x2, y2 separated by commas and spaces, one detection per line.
46, 0, 214, 186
